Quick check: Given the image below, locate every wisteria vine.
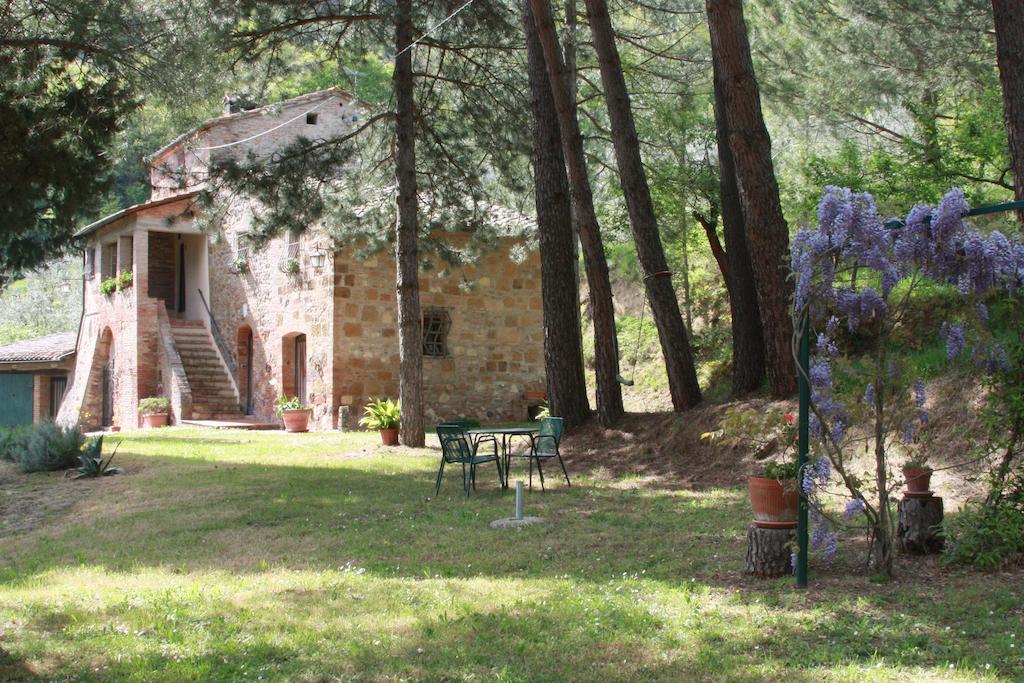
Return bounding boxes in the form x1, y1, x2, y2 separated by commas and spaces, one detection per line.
790, 186, 1024, 575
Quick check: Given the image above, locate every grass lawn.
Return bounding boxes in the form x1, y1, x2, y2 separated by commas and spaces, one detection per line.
0, 429, 1021, 681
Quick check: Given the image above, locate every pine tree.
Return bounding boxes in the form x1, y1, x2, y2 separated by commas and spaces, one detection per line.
585, 0, 701, 410
993, 0, 1024, 220
706, 0, 796, 397
527, 0, 624, 426
523, 0, 591, 428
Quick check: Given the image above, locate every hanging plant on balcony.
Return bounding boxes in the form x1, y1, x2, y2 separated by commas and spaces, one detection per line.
116, 270, 133, 290
231, 256, 250, 274
284, 257, 300, 274
99, 276, 118, 296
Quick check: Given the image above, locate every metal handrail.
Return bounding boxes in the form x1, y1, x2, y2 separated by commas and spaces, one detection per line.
196, 288, 236, 374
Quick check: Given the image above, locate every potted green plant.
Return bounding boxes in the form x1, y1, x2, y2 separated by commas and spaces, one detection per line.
276, 395, 310, 432
359, 397, 400, 445
284, 257, 300, 274
749, 458, 800, 529
117, 270, 133, 291
903, 456, 933, 495
99, 276, 119, 296
231, 256, 249, 274
138, 396, 170, 428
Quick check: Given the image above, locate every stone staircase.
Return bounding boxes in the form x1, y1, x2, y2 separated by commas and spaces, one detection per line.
169, 320, 244, 420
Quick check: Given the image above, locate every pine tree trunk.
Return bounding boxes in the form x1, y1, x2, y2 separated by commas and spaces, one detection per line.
711, 45, 766, 395
523, 0, 591, 429
745, 525, 793, 578
706, 0, 796, 397
393, 0, 425, 447
585, 0, 701, 410
528, 0, 623, 426
993, 0, 1024, 220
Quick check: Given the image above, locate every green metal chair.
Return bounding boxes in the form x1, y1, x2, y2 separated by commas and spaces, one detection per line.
526, 416, 570, 490
444, 417, 495, 452
435, 423, 503, 495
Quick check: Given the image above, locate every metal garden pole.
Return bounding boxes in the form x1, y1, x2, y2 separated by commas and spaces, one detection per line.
796, 311, 810, 589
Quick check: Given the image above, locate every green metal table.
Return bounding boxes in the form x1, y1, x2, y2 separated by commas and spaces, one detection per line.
467, 426, 539, 490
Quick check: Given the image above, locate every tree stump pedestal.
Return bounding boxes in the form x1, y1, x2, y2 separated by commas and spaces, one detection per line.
745, 525, 794, 578
897, 495, 944, 554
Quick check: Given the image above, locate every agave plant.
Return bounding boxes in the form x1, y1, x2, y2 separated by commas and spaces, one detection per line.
66, 436, 125, 480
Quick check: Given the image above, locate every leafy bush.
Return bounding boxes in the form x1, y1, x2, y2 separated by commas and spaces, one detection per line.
18, 421, 85, 473
138, 396, 170, 415
275, 395, 308, 415
359, 397, 400, 430
944, 491, 1024, 568
0, 426, 31, 463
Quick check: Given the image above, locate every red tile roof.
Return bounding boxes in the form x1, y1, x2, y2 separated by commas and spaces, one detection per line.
0, 332, 77, 364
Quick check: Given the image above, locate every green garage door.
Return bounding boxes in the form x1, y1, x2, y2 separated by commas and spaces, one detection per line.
0, 374, 33, 427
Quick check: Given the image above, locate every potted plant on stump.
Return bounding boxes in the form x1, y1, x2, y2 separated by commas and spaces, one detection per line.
359, 397, 400, 445
748, 459, 800, 528
902, 456, 933, 496
138, 397, 170, 428
276, 396, 311, 433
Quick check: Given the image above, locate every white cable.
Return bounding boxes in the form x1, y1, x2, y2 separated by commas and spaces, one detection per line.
190, 0, 480, 152
193, 97, 342, 151
395, 0, 480, 59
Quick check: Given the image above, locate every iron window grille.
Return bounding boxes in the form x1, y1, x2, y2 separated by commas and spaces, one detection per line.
422, 308, 451, 357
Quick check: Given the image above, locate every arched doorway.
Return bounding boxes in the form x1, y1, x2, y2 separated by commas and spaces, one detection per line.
237, 325, 254, 415
96, 328, 115, 427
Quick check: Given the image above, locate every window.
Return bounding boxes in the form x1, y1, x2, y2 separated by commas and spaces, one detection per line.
101, 243, 118, 279
286, 231, 300, 259
422, 308, 451, 357
305, 113, 319, 125
235, 233, 250, 262
49, 376, 67, 418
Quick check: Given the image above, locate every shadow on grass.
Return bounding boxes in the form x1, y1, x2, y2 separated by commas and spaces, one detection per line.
1, 443, 1021, 680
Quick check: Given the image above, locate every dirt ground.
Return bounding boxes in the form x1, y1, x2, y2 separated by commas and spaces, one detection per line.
561, 372, 997, 509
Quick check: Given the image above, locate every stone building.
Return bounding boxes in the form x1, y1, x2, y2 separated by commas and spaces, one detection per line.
55, 88, 545, 431
0, 333, 76, 427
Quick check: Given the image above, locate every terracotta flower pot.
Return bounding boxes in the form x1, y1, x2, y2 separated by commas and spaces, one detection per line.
142, 413, 168, 429
903, 466, 933, 494
748, 476, 799, 529
282, 409, 310, 433
380, 428, 400, 446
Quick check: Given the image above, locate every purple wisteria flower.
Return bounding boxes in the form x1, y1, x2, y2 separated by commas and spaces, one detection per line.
941, 322, 966, 360
864, 383, 876, 406
977, 303, 989, 322
809, 358, 832, 388
901, 422, 916, 444
844, 499, 866, 518
913, 379, 926, 408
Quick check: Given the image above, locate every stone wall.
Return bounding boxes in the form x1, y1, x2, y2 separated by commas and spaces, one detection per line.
150, 91, 358, 201
332, 236, 545, 428
207, 202, 337, 428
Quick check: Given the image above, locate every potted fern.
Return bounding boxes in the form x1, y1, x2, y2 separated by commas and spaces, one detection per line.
138, 396, 170, 428
276, 395, 311, 432
359, 397, 400, 445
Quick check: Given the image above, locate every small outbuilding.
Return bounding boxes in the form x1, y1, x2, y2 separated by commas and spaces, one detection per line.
0, 332, 76, 427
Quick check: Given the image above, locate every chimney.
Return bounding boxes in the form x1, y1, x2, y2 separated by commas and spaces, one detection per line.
222, 92, 259, 115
